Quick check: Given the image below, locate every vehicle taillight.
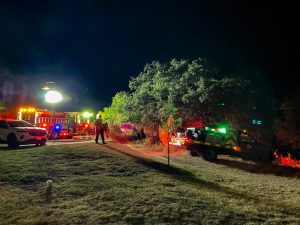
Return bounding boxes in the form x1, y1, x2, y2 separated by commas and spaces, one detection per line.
232, 145, 241, 152
184, 138, 191, 145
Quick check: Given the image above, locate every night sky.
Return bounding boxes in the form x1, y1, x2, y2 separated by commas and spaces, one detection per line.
0, 0, 298, 112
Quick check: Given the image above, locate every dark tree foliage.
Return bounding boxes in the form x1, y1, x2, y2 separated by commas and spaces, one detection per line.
275, 88, 300, 149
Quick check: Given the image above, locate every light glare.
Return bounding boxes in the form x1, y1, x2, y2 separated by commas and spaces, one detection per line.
45, 90, 63, 103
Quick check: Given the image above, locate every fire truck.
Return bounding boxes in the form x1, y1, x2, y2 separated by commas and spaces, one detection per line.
17, 107, 95, 139
170, 126, 272, 162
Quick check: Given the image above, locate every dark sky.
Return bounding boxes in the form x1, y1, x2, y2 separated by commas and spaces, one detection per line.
0, 0, 298, 111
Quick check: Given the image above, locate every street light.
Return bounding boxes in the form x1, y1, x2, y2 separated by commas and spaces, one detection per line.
44, 90, 63, 139
83, 111, 93, 123
45, 90, 63, 104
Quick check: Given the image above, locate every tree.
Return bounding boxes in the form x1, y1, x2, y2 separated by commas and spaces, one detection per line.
275, 88, 300, 149
127, 58, 216, 127
106, 58, 275, 143
100, 91, 131, 125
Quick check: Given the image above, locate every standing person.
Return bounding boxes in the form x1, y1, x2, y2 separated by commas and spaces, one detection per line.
140, 128, 146, 139
99, 122, 107, 144
94, 116, 102, 144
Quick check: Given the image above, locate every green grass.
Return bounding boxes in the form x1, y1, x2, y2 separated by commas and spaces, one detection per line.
0, 143, 299, 225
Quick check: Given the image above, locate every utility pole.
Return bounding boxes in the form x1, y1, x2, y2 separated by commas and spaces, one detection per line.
167, 116, 174, 166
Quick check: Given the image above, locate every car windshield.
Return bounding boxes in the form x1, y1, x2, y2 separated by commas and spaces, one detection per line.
7, 120, 35, 128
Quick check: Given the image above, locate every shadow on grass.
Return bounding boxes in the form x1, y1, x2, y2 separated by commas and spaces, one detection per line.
107, 145, 300, 214
0, 145, 41, 151
216, 158, 300, 178
105, 145, 274, 203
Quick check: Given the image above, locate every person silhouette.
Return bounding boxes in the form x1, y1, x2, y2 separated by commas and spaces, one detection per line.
94, 114, 106, 144
94, 115, 102, 144
99, 122, 107, 144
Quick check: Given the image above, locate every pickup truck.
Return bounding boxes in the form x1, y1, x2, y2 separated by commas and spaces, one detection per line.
170, 127, 272, 162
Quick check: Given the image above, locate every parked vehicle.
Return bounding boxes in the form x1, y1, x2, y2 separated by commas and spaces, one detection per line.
0, 119, 48, 148
48, 127, 73, 140
17, 107, 95, 136
170, 126, 272, 162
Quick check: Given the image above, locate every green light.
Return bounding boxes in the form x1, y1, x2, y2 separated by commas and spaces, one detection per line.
205, 126, 226, 134
218, 128, 227, 134
83, 112, 91, 118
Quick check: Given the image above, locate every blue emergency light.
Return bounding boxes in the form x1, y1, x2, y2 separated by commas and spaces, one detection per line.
54, 124, 61, 131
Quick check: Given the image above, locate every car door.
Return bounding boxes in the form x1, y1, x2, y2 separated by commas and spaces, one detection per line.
0, 120, 10, 141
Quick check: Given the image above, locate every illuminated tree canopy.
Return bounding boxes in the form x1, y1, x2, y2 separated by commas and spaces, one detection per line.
105, 58, 275, 141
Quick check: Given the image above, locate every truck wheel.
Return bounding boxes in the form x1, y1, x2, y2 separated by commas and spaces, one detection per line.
7, 134, 19, 148
260, 151, 273, 163
36, 142, 46, 146
188, 150, 198, 157
202, 149, 217, 161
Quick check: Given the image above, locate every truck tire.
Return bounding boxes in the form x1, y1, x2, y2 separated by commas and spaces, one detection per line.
188, 150, 199, 157
202, 149, 217, 161
36, 141, 46, 146
259, 151, 273, 163
7, 134, 19, 148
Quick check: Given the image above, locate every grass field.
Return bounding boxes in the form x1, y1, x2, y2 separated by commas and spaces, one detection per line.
0, 143, 299, 225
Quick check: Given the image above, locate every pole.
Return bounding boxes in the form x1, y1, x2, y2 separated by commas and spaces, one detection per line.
51, 104, 57, 141
166, 116, 174, 166
167, 129, 170, 166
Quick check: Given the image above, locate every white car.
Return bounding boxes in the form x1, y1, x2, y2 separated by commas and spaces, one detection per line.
0, 119, 48, 148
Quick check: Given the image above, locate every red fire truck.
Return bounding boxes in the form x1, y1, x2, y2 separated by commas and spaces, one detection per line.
17, 107, 95, 139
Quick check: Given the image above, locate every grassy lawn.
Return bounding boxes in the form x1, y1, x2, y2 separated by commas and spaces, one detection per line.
0, 143, 299, 225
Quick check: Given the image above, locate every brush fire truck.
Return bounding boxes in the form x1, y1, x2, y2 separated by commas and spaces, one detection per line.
17, 107, 95, 139
170, 126, 272, 162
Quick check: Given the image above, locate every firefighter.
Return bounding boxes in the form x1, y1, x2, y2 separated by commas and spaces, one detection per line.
94, 115, 106, 144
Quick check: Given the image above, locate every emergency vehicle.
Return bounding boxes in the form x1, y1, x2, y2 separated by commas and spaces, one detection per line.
0, 119, 48, 147
170, 126, 272, 162
17, 107, 95, 139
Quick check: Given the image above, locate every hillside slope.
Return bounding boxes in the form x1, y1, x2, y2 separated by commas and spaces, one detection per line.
0, 143, 299, 225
